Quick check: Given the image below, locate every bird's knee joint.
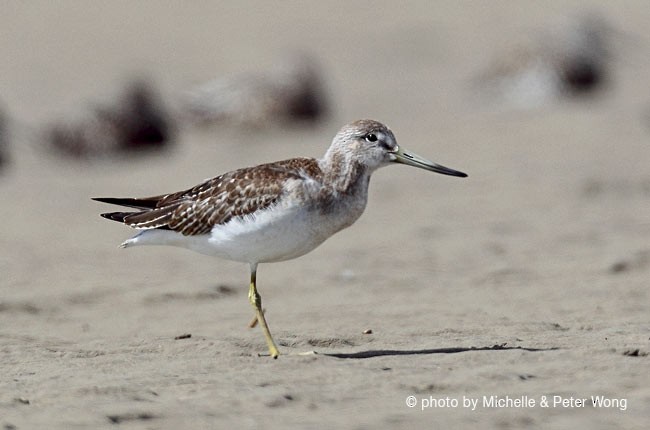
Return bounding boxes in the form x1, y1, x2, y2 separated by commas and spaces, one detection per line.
248, 291, 262, 308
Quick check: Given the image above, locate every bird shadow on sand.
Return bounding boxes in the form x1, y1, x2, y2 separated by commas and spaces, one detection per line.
320, 344, 559, 359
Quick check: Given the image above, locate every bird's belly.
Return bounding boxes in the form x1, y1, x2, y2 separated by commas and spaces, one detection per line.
200, 204, 354, 263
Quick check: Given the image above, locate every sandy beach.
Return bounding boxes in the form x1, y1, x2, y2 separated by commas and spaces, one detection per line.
1, 1, 649, 428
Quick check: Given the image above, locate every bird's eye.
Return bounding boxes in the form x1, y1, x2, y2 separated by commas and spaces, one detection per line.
364, 133, 378, 142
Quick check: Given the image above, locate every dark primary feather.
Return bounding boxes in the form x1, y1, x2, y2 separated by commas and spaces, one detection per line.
99, 210, 170, 227
93, 158, 323, 236
92, 196, 164, 209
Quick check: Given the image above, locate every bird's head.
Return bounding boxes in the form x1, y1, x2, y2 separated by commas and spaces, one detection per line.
326, 119, 468, 177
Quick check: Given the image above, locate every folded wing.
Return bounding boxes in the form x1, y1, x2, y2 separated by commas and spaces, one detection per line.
93, 158, 321, 236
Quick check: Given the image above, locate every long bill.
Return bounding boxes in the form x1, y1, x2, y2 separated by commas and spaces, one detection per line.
391, 146, 468, 177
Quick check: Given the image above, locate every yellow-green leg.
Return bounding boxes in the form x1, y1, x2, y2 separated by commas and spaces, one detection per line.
248, 263, 279, 358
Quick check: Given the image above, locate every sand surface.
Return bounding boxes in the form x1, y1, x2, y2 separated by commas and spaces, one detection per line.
1, 2, 649, 429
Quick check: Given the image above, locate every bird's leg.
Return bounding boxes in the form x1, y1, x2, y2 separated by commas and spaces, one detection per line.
247, 309, 264, 328
248, 263, 279, 358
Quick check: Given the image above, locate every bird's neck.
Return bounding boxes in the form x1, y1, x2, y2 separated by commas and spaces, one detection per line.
319, 151, 370, 195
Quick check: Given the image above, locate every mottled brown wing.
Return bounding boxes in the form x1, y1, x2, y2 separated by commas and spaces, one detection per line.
121, 158, 321, 236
